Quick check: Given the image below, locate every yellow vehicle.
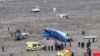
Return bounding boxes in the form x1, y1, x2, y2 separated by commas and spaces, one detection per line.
26, 42, 44, 51
57, 49, 72, 56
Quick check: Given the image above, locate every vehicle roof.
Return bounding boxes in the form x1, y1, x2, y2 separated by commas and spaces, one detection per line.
60, 14, 67, 16
93, 51, 100, 56
26, 42, 40, 45
58, 49, 71, 54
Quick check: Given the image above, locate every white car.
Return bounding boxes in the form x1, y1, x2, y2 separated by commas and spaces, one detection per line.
59, 14, 68, 19
31, 6, 40, 12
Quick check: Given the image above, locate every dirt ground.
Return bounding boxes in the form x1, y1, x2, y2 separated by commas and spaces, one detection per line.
0, 0, 100, 56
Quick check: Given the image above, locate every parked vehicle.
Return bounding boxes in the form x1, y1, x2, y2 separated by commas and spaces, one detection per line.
59, 14, 68, 19
26, 42, 44, 51
31, 6, 40, 12
57, 49, 72, 56
14, 29, 22, 40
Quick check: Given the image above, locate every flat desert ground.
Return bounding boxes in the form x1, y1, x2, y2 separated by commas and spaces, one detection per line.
0, 0, 100, 56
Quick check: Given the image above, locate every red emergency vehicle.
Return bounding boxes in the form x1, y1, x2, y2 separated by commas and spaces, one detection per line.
92, 51, 100, 56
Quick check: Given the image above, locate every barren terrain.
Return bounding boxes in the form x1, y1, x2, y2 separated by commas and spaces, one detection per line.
0, 0, 100, 56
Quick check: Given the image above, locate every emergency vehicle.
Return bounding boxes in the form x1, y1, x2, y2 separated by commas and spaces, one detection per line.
26, 42, 44, 51
57, 49, 72, 56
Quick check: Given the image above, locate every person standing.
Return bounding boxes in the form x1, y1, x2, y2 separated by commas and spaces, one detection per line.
84, 52, 86, 56
78, 42, 80, 48
87, 39, 91, 48
69, 40, 71, 47
51, 45, 53, 51
82, 31, 85, 35
87, 48, 91, 56
43, 45, 46, 51
82, 42, 85, 48
55, 41, 58, 51
92, 37, 95, 43
7, 27, 9, 31
61, 43, 64, 50
81, 42, 82, 48
11, 32, 13, 37
64, 42, 66, 47
53, 7, 56, 12
2, 46, 5, 52
48, 46, 50, 51
72, 52, 74, 56
57, 44, 60, 50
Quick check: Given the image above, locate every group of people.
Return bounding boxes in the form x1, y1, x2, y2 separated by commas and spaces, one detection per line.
78, 40, 91, 48
55, 42, 66, 51
43, 45, 54, 51
1, 29, 95, 56
86, 47, 91, 56
78, 38, 95, 56
43, 41, 66, 51
84, 47, 92, 56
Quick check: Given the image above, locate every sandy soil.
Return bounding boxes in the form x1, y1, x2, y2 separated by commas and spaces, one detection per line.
0, 0, 100, 56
